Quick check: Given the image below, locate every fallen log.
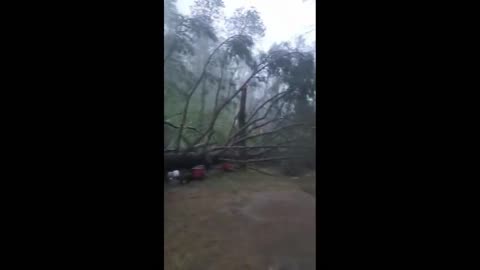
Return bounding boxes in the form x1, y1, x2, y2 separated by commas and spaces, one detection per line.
163, 150, 281, 171
164, 151, 238, 171
164, 152, 210, 171
218, 156, 304, 163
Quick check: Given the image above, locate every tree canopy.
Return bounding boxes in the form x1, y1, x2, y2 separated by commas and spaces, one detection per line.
164, 0, 316, 172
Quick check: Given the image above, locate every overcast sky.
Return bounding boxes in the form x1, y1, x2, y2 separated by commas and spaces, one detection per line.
176, 0, 315, 52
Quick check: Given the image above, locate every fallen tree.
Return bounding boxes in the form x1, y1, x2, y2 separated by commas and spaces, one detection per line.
164, 38, 316, 172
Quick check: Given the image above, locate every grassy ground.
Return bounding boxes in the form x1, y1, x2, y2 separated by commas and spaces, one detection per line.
164, 168, 316, 270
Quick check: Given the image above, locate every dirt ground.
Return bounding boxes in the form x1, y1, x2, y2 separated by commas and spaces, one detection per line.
164, 168, 316, 270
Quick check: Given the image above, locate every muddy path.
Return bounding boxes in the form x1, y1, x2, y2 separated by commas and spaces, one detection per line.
164, 170, 316, 270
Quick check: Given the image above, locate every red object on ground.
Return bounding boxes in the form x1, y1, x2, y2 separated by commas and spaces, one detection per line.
191, 165, 206, 180
222, 162, 234, 171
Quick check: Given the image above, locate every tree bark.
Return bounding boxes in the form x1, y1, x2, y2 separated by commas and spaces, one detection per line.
237, 86, 248, 168
199, 81, 207, 128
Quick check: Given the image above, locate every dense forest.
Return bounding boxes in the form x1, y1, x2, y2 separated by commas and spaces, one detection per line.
164, 0, 316, 175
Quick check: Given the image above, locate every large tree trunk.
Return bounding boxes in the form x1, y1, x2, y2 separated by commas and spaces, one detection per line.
164, 152, 210, 172
199, 81, 207, 128
236, 86, 247, 169
164, 149, 302, 173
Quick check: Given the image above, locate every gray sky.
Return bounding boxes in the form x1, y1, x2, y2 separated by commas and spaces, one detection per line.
176, 0, 315, 52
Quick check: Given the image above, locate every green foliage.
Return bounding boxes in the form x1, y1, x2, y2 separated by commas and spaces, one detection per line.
267, 50, 315, 103
187, 16, 218, 42
164, 0, 222, 62
164, 0, 180, 30
164, 0, 315, 155
227, 7, 266, 38
227, 35, 255, 68
191, 0, 225, 24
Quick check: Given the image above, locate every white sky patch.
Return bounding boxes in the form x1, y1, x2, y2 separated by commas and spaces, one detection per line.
176, 0, 315, 52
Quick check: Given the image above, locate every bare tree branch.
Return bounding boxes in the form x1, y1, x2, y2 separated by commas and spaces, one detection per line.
185, 50, 300, 151
212, 145, 311, 150
227, 113, 239, 140
186, 63, 270, 150
247, 90, 289, 124
212, 132, 298, 158
179, 50, 308, 153
175, 35, 245, 150
164, 121, 202, 135
213, 51, 230, 110
248, 117, 286, 133
226, 92, 290, 144
165, 112, 183, 121
219, 156, 303, 163
230, 123, 308, 146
